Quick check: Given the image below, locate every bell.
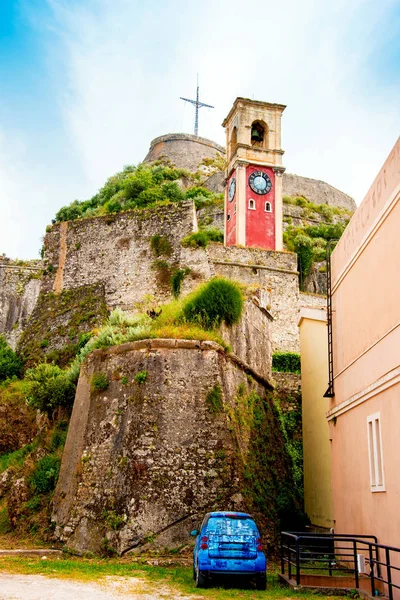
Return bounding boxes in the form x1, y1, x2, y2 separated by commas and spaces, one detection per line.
251, 128, 261, 140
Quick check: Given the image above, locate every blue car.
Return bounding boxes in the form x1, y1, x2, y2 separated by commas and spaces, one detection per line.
191, 511, 267, 589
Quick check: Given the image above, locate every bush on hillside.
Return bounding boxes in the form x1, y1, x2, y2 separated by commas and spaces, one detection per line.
54, 163, 192, 222
26, 363, 76, 415
0, 336, 23, 381
272, 352, 301, 374
183, 277, 243, 329
181, 228, 223, 248
28, 455, 61, 494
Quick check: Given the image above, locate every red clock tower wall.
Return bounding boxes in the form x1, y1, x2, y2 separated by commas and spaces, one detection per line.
245, 165, 275, 249
222, 97, 286, 251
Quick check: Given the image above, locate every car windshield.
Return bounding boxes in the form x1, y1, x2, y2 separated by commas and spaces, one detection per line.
206, 516, 257, 536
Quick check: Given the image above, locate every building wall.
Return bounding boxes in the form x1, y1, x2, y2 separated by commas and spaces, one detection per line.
329, 137, 400, 546
298, 308, 334, 529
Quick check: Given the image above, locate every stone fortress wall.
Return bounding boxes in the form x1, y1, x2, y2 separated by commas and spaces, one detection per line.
35, 201, 299, 353
0, 258, 42, 349
144, 133, 225, 172
144, 133, 356, 212
52, 339, 284, 554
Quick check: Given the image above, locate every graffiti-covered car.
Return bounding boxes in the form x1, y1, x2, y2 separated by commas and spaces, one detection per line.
191, 511, 266, 589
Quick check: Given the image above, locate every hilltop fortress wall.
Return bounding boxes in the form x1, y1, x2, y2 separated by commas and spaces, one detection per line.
144, 133, 356, 212
35, 202, 306, 353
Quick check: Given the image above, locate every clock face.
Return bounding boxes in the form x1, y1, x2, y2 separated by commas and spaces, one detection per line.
228, 177, 236, 201
248, 171, 272, 195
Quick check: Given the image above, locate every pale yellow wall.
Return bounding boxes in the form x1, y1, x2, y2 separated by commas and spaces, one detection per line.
299, 308, 334, 529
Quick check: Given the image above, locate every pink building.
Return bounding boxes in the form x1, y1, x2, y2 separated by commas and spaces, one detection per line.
328, 137, 400, 550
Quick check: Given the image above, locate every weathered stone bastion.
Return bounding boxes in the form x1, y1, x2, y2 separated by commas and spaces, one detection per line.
52, 339, 297, 554
143, 133, 356, 212
144, 133, 225, 172
0, 258, 42, 349
41, 201, 209, 308
33, 201, 310, 354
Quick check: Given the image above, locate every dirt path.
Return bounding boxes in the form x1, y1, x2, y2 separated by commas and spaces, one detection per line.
0, 573, 198, 600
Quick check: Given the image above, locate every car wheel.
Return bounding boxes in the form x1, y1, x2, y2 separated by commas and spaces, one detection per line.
255, 573, 266, 590
195, 565, 207, 588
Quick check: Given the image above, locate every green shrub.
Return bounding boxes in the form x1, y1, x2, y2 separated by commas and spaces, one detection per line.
272, 352, 301, 374
134, 370, 147, 384
0, 336, 23, 381
50, 422, 68, 450
28, 455, 61, 494
54, 162, 190, 222
150, 234, 172, 257
183, 277, 243, 329
91, 373, 109, 392
181, 228, 223, 248
293, 234, 314, 281
26, 363, 76, 415
295, 196, 307, 206
103, 509, 125, 530
186, 186, 212, 200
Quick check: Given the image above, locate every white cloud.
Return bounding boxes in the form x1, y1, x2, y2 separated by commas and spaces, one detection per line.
1, 0, 399, 257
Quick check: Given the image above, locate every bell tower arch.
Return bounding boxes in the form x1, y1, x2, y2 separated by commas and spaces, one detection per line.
222, 97, 286, 250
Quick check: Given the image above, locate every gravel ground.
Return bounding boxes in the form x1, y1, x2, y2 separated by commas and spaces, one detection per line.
0, 573, 198, 600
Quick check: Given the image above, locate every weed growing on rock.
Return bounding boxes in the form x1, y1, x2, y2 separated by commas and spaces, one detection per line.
91, 373, 109, 392
206, 385, 223, 413
103, 509, 125, 531
150, 234, 172, 257
171, 267, 190, 298
181, 228, 223, 249
134, 370, 148, 384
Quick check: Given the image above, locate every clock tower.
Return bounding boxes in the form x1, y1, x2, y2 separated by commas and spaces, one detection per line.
222, 97, 286, 250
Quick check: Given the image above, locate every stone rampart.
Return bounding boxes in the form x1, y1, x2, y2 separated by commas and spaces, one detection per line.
0, 259, 42, 350
207, 244, 300, 352
144, 133, 225, 172
52, 339, 299, 554
41, 202, 212, 309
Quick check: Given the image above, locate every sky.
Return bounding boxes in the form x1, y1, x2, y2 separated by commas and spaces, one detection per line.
0, 0, 399, 259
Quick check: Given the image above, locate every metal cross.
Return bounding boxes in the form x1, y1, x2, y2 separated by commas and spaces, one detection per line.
180, 78, 214, 137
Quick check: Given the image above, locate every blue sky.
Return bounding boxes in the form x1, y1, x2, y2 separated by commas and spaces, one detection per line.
1, 0, 399, 259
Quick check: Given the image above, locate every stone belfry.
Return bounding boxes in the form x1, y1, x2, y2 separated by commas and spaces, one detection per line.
222, 98, 286, 250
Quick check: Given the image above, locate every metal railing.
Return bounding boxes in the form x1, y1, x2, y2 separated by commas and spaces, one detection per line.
281, 532, 400, 600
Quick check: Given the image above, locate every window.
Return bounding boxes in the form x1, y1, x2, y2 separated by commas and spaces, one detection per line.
265, 201, 272, 212
251, 121, 265, 147
230, 126, 237, 156
367, 413, 385, 492
234, 203, 236, 214
248, 199, 256, 210
227, 213, 231, 221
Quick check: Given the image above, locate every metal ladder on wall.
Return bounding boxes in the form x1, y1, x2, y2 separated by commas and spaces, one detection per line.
324, 241, 337, 398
